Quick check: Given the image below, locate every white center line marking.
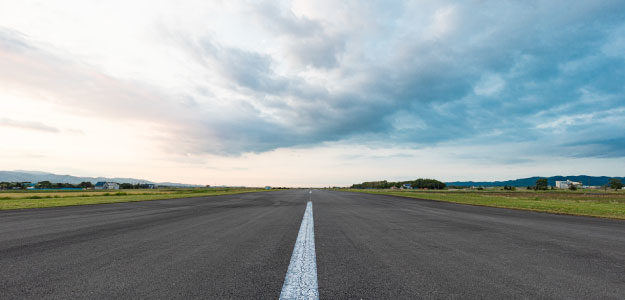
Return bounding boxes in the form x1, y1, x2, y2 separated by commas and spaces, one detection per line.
280, 200, 319, 300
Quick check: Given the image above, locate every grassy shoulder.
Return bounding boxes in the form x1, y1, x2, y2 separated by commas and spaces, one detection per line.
346, 189, 625, 219
0, 188, 268, 210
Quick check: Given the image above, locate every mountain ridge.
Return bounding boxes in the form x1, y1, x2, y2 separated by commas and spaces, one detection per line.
0, 170, 201, 187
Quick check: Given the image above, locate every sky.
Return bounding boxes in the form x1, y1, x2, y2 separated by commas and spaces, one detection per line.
1, 1, 624, 187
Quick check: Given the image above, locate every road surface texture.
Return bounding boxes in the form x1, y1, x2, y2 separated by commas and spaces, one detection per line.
1, 189, 625, 299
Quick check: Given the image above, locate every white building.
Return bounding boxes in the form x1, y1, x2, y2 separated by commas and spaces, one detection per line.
94, 182, 120, 190
555, 180, 582, 189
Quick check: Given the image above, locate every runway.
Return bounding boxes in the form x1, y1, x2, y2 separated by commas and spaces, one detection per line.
2, 189, 624, 298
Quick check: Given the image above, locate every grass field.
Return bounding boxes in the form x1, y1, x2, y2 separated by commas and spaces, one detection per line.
0, 188, 267, 210
347, 188, 625, 219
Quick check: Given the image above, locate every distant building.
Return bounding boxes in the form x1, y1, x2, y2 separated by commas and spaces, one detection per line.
265, 186, 272, 190
401, 184, 412, 189
555, 180, 582, 189
390, 186, 400, 190
94, 182, 120, 190
145, 184, 156, 189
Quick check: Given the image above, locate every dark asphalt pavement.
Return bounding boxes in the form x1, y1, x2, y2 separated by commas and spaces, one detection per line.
2, 189, 625, 299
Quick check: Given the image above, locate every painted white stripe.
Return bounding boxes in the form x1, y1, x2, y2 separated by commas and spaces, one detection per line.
280, 201, 319, 300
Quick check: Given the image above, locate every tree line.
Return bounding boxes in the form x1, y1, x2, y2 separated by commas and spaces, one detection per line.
0, 181, 157, 190
351, 179, 446, 189
0, 181, 91, 190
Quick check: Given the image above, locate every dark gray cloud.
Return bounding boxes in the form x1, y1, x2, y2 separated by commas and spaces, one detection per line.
563, 138, 625, 158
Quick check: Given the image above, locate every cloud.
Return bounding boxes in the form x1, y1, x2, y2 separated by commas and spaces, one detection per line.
0, 28, 33, 52
0, 118, 60, 133
563, 138, 625, 158
1, 0, 625, 160
249, 1, 346, 69
474, 74, 505, 96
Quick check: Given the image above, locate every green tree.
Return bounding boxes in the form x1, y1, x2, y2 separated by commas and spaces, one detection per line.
569, 184, 577, 191
79, 181, 93, 188
503, 185, 516, 191
535, 178, 548, 190
609, 178, 623, 190
36, 181, 52, 189
119, 183, 134, 189
351, 178, 446, 190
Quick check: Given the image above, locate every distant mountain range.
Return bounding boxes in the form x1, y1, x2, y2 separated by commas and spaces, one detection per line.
446, 176, 625, 187
0, 170, 201, 187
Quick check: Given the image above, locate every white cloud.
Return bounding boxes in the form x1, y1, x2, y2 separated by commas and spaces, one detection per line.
474, 74, 505, 96
0, 118, 59, 133
426, 5, 458, 39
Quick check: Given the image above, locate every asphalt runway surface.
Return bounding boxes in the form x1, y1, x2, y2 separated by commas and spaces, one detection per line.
2, 189, 625, 299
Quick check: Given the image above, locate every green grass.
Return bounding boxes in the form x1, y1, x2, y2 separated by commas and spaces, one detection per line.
0, 188, 268, 210
347, 189, 625, 219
